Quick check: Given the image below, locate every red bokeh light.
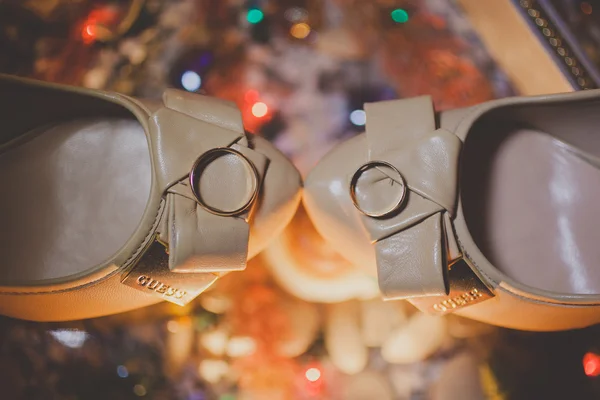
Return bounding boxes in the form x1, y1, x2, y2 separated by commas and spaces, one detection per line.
81, 22, 97, 44
302, 363, 324, 396
244, 90, 259, 103
240, 90, 274, 132
583, 352, 600, 377
80, 7, 118, 44
251, 102, 268, 118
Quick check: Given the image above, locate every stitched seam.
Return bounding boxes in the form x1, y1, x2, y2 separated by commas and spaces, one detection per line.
0, 199, 165, 296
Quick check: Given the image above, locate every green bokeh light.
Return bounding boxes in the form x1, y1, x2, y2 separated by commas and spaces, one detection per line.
247, 8, 264, 24
391, 8, 409, 23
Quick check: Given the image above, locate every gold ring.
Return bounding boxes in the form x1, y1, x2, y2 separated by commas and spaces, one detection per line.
189, 147, 260, 217
349, 160, 407, 218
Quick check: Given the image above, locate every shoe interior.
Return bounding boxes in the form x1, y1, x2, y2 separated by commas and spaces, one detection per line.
461, 100, 600, 294
0, 79, 151, 284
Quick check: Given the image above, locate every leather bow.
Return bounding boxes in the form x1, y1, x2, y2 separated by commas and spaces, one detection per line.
150, 89, 267, 274
355, 98, 462, 300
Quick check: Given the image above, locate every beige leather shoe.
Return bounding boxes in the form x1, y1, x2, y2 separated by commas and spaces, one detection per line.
0, 74, 301, 321
304, 92, 600, 331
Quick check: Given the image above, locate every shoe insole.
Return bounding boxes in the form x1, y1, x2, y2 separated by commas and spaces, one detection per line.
0, 117, 151, 284
462, 127, 600, 294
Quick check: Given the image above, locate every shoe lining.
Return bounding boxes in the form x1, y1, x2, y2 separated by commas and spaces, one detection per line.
461, 103, 600, 294
0, 80, 151, 284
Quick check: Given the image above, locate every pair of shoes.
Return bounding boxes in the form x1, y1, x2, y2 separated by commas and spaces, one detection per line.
2, 74, 600, 331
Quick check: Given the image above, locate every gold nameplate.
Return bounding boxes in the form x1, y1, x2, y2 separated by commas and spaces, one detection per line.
121, 241, 218, 306
409, 258, 494, 315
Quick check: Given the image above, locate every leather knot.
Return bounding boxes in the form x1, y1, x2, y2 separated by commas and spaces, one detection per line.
355, 98, 462, 300
151, 89, 267, 274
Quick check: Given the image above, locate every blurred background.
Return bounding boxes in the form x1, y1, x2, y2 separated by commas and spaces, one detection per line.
1, 0, 600, 399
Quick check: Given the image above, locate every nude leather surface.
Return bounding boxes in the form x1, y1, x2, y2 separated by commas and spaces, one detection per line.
0, 74, 301, 321
357, 98, 461, 299
304, 90, 600, 331
149, 89, 269, 274
0, 118, 151, 282
451, 93, 600, 330
462, 128, 600, 294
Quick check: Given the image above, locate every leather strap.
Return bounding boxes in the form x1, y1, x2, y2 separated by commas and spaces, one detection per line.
150, 89, 267, 274
366, 96, 436, 160
358, 97, 461, 299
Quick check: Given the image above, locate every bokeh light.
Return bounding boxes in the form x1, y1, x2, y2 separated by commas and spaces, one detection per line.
581, 2, 593, 15
181, 71, 202, 91
244, 89, 259, 103
391, 8, 409, 23
350, 109, 366, 126
584, 352, 600, 377
247, 9, 264, 24
252, 102, 268, 118
48, 329, 89, 348
167, 319, 180, 333
117, 365, 129, 378
81, 22, 96, 44
290, 23, 311, 39
305, 367, 321, 382
133, 384, 147, 396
